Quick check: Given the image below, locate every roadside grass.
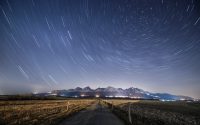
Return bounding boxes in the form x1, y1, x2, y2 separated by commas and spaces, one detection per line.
0, 99, 95, 125
103, 99, 200, 125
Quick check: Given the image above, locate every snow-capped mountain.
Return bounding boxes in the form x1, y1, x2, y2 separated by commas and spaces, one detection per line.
37, 86, 193, 101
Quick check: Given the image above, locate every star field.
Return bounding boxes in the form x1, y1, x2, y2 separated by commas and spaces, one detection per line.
0, 0, 200, 98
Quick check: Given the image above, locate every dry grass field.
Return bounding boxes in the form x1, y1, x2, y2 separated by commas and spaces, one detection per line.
103, 99, 200, 125
1, 98, 200, 125
0, 99, 95, 125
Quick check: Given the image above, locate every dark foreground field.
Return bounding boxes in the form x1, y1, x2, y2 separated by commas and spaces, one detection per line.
0, 98, 200, 125
104, 99, 200, 125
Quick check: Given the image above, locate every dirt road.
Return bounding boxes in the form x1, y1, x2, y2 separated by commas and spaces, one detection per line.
59, 101, 125, 125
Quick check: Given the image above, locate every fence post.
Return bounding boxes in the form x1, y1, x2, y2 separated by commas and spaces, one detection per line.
128, 102, 132, 124
111, 101, 114, 110
66, 101, 69, 111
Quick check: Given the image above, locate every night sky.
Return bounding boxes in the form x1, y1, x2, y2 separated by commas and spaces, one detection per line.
0, 0, 200, 98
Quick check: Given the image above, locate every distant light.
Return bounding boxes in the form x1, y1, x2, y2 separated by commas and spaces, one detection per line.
80, 94, 85, 97
115, 95, 128, 98
130, 96, 141, 99
194, 99, 200, 102
105, 96, 114, 98
60, 94, 66, 97
160, 99, 175, 102
95, 94, 100, 98
33, 91, 38, 94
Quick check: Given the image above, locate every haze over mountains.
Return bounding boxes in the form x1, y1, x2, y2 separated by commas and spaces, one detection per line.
35, 86, 194, 101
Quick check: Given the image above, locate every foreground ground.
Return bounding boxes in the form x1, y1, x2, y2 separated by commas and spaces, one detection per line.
0, 99, 95, 125
104, 99, 200, 125
0, 98, 200, 125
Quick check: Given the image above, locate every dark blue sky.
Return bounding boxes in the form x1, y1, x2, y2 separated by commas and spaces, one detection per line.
0, 0, 200, 98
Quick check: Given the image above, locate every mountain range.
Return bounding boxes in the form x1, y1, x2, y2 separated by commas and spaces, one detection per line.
34, 86, 193, 101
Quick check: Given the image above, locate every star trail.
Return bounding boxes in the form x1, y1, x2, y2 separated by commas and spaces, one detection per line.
0, 0, 200, 98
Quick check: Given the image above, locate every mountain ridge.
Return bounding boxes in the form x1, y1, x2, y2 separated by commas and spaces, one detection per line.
35, 86, 193, 101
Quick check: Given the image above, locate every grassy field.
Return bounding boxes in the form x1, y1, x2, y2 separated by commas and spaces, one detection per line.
103, 99, 200, 125
0, 99, 95, 125
1, 98, 200, 125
